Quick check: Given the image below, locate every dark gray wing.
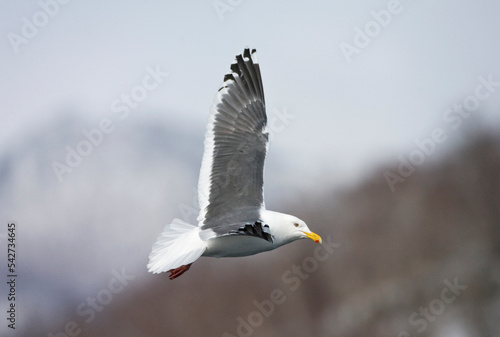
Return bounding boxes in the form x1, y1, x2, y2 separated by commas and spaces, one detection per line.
197, 48, 268, 236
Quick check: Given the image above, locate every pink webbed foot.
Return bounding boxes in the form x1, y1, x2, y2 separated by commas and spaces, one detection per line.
168, 263, 193, 280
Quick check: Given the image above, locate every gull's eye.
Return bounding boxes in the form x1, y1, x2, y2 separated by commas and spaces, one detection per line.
294, 223, 299, 228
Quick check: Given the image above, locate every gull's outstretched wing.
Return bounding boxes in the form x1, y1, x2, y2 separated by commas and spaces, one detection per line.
197, 48, 268, 236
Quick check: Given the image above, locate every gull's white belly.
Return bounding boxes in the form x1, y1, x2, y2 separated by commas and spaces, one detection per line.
202, 235, 276, 258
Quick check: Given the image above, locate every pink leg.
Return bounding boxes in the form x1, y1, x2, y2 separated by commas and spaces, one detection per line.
168, 263, 193, 280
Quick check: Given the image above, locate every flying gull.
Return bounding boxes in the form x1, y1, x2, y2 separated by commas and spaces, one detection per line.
148, 48, 322, 279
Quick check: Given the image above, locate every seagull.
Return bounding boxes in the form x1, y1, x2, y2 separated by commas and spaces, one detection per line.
148, 48, 322, 280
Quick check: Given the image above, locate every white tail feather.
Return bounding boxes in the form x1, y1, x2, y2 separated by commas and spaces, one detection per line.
147, 219, 207, 274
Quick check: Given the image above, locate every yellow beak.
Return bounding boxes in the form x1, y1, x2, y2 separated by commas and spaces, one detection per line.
303, 231, 322, 244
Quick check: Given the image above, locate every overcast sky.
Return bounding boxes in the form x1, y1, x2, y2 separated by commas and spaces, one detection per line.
2, 0, 500, 186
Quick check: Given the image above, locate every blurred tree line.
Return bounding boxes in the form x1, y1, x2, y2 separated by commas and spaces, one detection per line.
27, 129, 499, 337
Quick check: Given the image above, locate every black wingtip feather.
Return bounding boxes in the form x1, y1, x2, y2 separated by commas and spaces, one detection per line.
230, 222, 274, 243
219, 48, 264, 103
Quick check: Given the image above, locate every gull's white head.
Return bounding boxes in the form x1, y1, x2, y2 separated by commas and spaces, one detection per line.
261, 210, 322, 246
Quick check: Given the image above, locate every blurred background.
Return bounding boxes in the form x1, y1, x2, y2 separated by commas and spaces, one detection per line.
1, 1, 500, 336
